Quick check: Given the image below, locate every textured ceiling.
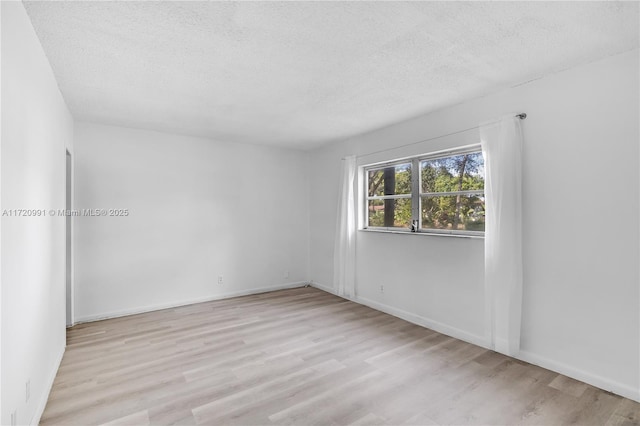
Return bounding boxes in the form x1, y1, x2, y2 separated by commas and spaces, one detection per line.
23, 1, 639, 149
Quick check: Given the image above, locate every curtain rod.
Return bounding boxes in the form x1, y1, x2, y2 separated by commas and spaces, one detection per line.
343, 113, 527, 160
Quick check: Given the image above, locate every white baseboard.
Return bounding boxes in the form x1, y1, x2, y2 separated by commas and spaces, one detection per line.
312, 283, 639, 402
73, 281, 640, 403
74, 281, 308, 324
309, 281, 337, 296
517, 350, 640, 403
355, 294, 489, 348
310, 282, 488, 348
30, 344, 65, 425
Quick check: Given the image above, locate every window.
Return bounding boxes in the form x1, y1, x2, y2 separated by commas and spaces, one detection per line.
366, 162, 412, 229
364, 147, 485, 235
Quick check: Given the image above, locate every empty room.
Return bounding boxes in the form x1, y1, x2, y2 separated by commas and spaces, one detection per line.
1, 1, 639, 425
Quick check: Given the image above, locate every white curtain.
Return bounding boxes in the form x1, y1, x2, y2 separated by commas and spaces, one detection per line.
333, 155, 357, 298
480, 115, 524, 356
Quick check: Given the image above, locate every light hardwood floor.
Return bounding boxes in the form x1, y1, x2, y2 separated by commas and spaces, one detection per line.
41, 287, 639, 426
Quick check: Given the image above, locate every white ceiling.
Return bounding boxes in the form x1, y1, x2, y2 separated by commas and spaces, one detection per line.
23, 1, 639, 149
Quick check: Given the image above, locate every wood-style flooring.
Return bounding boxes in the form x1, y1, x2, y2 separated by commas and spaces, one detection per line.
41, 287, 640, 425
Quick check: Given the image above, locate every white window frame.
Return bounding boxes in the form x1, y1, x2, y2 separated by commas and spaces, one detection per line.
362, 145, 485, 237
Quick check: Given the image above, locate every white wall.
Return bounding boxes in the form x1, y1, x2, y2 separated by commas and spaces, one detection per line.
1, 2, 74, 425
73, 123, 309, 321
309, 49, 639, 400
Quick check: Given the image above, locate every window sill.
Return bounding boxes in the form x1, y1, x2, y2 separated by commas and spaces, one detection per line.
359, 228, 484, 239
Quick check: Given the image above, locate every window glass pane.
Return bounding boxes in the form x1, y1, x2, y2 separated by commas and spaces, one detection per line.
368, 198, 412, 228
421, 152, 484, 193
421, 195, 485, 231
367, 163, 412, 197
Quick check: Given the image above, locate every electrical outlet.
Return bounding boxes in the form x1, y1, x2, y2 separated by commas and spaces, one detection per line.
26, 379, 30, 402
380, 285, 384, 293
284, 270, 289, 279
11, 410, 17, 426
217, 275, 223, 285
